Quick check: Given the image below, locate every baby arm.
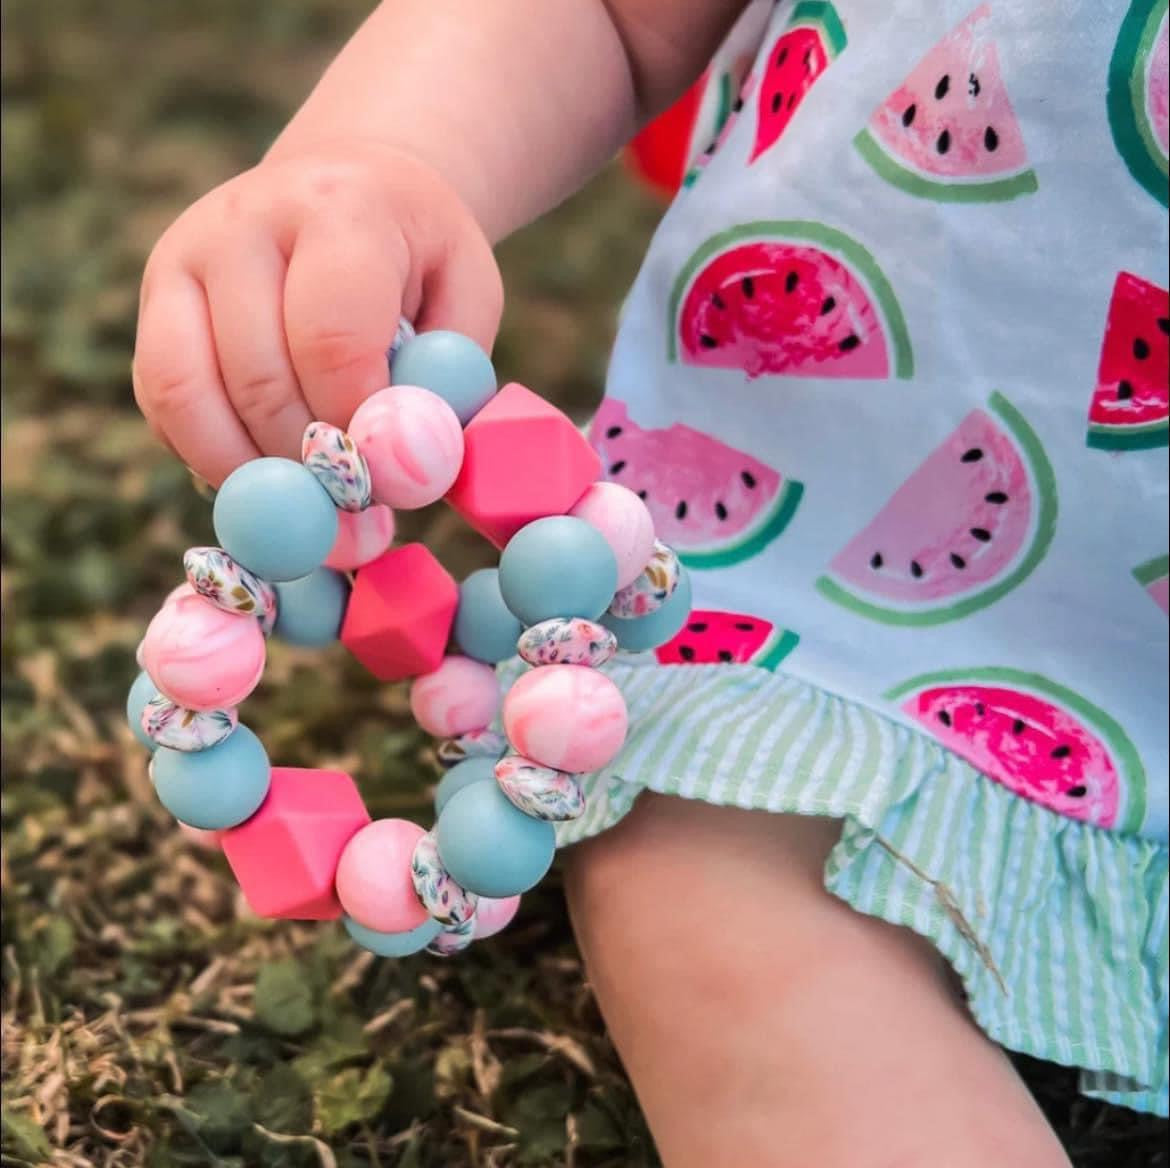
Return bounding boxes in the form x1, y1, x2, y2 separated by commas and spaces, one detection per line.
132, 0, 747, 486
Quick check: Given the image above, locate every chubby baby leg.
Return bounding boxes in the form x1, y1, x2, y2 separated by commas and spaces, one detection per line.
564, 793, 1070, 1168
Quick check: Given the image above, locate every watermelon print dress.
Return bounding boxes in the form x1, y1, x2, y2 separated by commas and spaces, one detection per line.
498, 0, 1170, 1114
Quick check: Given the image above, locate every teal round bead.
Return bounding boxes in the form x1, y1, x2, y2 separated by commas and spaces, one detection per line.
434, 756, 498, 814
390, 330, 497, 425
498, 516, 618, 627
212, 458, 338, 583
152, 725, 270, 830
273, 567, 350, 647
436, 780, 556, 897
454, 568, 524, 664
602, 566, 693, 652
127, 670, 159, 751
343, 915, 441, 957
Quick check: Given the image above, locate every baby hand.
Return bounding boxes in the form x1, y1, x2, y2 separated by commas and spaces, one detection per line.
132, 141, 502, 487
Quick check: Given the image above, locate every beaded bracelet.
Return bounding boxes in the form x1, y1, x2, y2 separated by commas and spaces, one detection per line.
125, 323, 693, 958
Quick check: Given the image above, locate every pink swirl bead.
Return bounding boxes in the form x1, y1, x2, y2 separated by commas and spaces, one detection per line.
335, 818, 430, 933
410, 655, 501, 738
140, 591, 266, 711
502, 665, 627, 774
348, 385, 464, 510
179, 823, 223, 850
325, 504, 396, 571
570, 482, 656, 590
474, 895, 521, 940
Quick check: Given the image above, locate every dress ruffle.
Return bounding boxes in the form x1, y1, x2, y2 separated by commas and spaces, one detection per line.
495, 657, 1169, 1115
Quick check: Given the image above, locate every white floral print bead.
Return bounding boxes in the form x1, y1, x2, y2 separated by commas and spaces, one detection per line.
142, 695, 238, 752
516, 618, 618, 668
436, 728, 509, 769
411, 831, 478, 926
426, 915, 476, 956
301, 421, 373, 513
183, 547, 278, 632
608, 541, 681, 618
494, 754, 586, 821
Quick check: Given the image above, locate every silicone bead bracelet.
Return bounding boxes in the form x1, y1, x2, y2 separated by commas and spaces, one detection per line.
127, 324, 690, 958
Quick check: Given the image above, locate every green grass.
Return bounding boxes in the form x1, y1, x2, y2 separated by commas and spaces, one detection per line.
1, 1, 1165, 1164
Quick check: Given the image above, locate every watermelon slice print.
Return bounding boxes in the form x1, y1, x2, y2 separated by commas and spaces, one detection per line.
655, 610, 799, 670
684, 73, 757, 188
887, 668, 1147, 832
817, 392, 1057, 626
1085, 271, 1169, 451
589, 399, 803, 569
669, 221, 913, 380
854, 5, 1038, 203
1108, 0, 1169, 208
749, 1, 848, 163
1134, 554, 1170, 614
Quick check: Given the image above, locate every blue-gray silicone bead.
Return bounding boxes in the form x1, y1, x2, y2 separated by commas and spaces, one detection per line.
127, 670, 159, 751
390, 330, 497, 425
212, 458, 339, 583
343, 915, 441, 957
273, 567, 350, 648
453, 568, 524, 664
436, 780, 556, 897
152, 725, 270, 830
498, 516, 618, 627
434, 756, 498, 814
601, 566, 693, 652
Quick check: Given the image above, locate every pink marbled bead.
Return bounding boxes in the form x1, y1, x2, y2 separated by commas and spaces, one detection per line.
409, 655, 501, 738
570, 482, 656, 590
325, 504, 396, 571
335, 818, 430, 933
502, 666, 627, 774
474, 895, 521, 940
349, 386, 464, 510
141, 591, 266, 711
179, 823, 223, 850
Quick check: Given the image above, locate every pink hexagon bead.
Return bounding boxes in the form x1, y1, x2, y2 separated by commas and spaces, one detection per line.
221, 767, 371, 920
409, 655, 501, 738
325, 504, 395, 571
335, 818, 431, 933
140, 590, 266, 711
570, 482, 656, 590
474, 895, 521, 940
502, 665, 627, 774
348, 385, 464, 510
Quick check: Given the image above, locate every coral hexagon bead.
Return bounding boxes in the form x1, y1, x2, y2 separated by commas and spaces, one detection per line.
141, 590, 266, 711
474, 895, 521, 940
348, 385, 464, 510
570, 482, 656, 590
335, 818, 431, 933
212, 458, 338, 582
502, 665, 627, 774
325, 504, 395, 571
409, 655, 501, 738
341, 544, 458, 680
433, 755, 498, 814
445, 383, 602, 548
220, 767, 371, 920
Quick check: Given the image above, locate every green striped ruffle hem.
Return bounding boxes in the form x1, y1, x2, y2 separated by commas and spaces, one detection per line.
496, 658, 1169, 1116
